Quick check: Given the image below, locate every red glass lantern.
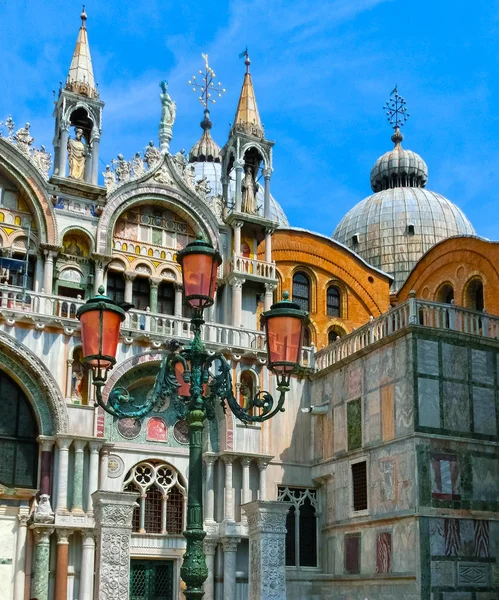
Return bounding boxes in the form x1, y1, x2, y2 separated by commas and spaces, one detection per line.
261, 292, 309, 376
76, 286, 126, 373
176, 235, 222, 310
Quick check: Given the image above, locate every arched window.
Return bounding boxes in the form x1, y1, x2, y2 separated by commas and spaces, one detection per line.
293, 272, 310, 312
107, 271, 125, 305
133, 277, 150, 310
436, 283, 454, 304
239, 370, 257, 409
123, 461, 186, 535
328, 326, 345, 345
326, 285, 341, 317
0, 371, 38, 489
278, 487, 318, 567
465, 278, 484, 311
158, 282, 175, 315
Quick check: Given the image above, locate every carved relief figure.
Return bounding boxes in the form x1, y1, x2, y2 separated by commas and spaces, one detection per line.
14, 123, 34, 157
184, 165, 196, 189
195, 176, 211, 200
113, 154, 131, 183
241, 166, 257, 214
103, 165, 117, 193
144, 141, 161, 169
64, 237, 83, 256
31, 145, 52, 177
173, 149, 187, 175
67, 127, 87, 180
131, 152, 146, 179
159, 81, 177, 127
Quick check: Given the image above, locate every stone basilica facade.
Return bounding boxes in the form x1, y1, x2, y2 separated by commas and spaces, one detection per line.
0, 10, 497, 600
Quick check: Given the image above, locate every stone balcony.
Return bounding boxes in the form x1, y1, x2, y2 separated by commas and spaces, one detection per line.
230, 253, 276, 282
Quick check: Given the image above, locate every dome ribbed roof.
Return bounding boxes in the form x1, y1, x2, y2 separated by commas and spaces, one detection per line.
333, 128, 475, 290
370, 128, 428, 192
188, 110, 221, 163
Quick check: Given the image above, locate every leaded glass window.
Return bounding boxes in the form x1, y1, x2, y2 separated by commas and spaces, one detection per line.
326, 285, 341, 317
277, 487, 318, 567
0, 371, 38, 489
292, 272, 310, 312
124, 460, 186, 534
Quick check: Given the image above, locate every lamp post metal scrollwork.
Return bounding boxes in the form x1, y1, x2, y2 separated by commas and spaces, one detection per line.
76, 235, 308, 600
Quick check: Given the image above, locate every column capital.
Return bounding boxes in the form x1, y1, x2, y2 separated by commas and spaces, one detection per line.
264, 282, 277, 293
81, 530, 96, 544
221, 453, 235, 465
73, 439, 87, 452
221, 536, 241, 552
203, 454, 217, 467
228, 276, 245, 289
56, 529, 73, 544
18, 513, 30, 527
204, 538, 218, 556
38, 436, 55, 452
32, 526, 54, 545
88, 440, 103, 454
262, 167, 273, 178
234, 158, 245, 170
56, 436, 72, 450
150, 277, 162, 288
233, 220, 244, 230
91, 253, 113, 267
257, 457, 271, 470
40, 243, 62, 256
124, 270, 137, 282
240, 457, 252, 468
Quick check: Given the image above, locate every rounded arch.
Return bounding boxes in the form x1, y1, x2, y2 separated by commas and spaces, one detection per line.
435, 281, 455, 304
160, 266, 181, 282
326, 280, 345, 318
60, 225, 95, 249
0, 330, 68, 434
97, 184, 220, 256
463, 275, 484, 311
327, 324, 347, 345
131, 261, 153, 276
241, 142, 271, 169
108, 257, 127, 272
0, 140, 58, 245
291, 268, 316, 313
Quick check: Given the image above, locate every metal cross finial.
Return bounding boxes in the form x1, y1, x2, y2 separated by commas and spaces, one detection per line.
188, 53, 226, 109
383, 86, 410, 129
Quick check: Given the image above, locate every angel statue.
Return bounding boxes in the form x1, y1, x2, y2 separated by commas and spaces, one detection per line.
241, 166, 257, 214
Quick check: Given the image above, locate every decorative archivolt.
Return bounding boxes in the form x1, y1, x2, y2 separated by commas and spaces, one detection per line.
123, 460, 186, 498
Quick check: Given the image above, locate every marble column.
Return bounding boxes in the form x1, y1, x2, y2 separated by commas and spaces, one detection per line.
34, 254, 44, 292
264, 283, 276, 312
92, 491, 139, 600
204, 455, 216, 523
223, 455, 235, 522
59, 125, 69, 177
230, 278, 245, 329
39, 438, 54, 498
98, 446, 110, 490
65, 359, 74, 400
54, 529, 72, 600
263, 168, 272, 220
242, 501, 291, 600
87, 442, 101, 514
92, 255, 111, 295
222, 537, 240, 600
174, 284, 183, 317
241, 457, 251, 507
234, 159, 244, 212
42, 250, 57, 295
79, 531, 96, 600
149, 277, 161, 313
258, 459, 269, 501
91, 134, 100, 185
204, 538, 218, 600
31, 527, 54, 600
72, 440, 86, 512
264, 229, 272, 264
13, 511, 29, 600
56, 437, 71, 512
233, 222, 242, 256
124, 271, 136, 303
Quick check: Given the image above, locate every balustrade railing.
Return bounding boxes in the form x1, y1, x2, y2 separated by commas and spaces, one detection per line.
315, 296, 499, 370
232, 254, 276, 279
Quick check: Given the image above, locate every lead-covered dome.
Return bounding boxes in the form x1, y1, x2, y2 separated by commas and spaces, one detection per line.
333, 128, 475, 290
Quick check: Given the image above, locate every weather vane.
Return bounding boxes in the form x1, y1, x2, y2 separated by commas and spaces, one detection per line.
188, 54, 226, 109
383, 86, 410, 129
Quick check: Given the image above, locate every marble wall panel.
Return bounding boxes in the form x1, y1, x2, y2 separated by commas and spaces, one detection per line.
347, 398, 362, 451
381, 384, 395, 441
362, 527, 376, 574
395, 377, 414, 436
443, 382, 470, 432
429, 518, 445, 556
331, 370, 344, 407
364, 390, 381, 445
441, 593, 473, 600
431, 561, 456, 587
472, 456, 499, 502
333, 405, 346, 455
417, 339, 439, 376
418, 377, 440, 427
379, 345, 394, 385
471, 349, 495, 385
392, 520, 416, 572
472, 387, 497, 435
345, 364, 363, 400
376, 532, 392, 574
442, 343, 468, 380
394, 336, 409, 379
365, 349, 381, 392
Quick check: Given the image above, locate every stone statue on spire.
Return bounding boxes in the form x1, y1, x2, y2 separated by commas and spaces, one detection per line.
241, 166, 257, 214
159, 81, 176, 153
67, 127, 87, 180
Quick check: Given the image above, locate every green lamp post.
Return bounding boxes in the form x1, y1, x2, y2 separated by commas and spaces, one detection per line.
76, 235, 308, 600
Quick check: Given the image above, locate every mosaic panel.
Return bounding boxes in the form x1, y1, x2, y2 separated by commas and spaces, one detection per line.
442, 343, 468, 380
418, 377, 440, 427
472, 387, 497, 435
417, 339, 439, 376
443, 382, 470, 432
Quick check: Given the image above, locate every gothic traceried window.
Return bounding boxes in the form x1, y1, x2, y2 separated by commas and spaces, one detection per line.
277, 486, 318, 567
123, 460, 186, 535
292, 272, 310, 312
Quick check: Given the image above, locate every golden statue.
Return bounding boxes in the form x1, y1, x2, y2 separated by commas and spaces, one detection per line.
241, 166, 257, 214
67, 127, 87, 180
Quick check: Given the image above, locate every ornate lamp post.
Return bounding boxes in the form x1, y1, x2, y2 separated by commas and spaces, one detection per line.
76, 236, 308, 600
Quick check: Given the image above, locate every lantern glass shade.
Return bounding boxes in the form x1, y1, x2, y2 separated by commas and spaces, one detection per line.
181, 252, 219, 309
265, 314, 304, 374
79, 309, 122, 369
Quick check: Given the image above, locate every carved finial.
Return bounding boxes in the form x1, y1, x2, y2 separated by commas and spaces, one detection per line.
98, 285, 105, 295
239, 47, 250, 73
282, 291, 290, 300
188, 53, 226, 113
81, 5, 87, 26
383, 86, 410, 135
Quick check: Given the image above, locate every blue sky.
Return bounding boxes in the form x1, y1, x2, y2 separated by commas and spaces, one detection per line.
1, 0, 498, 238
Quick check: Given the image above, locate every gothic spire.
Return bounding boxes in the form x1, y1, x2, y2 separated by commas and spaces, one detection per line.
65, 6, 98, 99
232, 51, 264, 138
